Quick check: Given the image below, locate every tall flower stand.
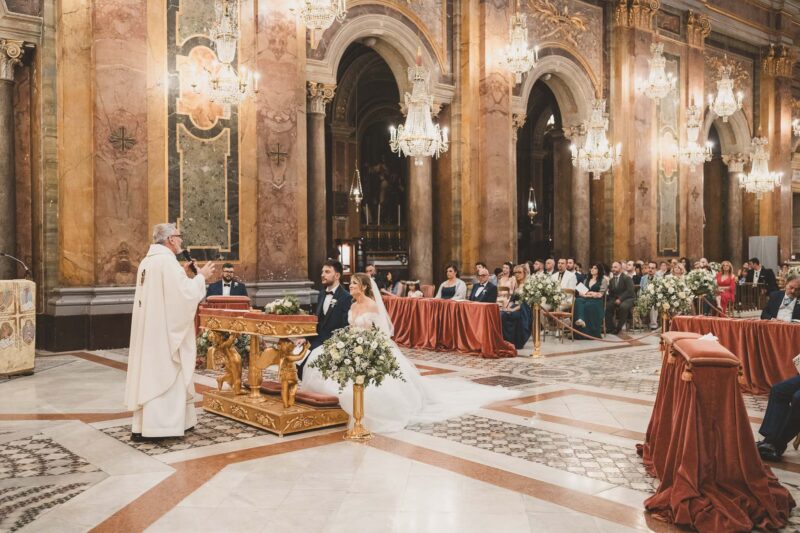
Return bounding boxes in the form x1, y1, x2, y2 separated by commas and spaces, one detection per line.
533, 303, 541, 358
661, 309, 670, 335
344, 383, 373, 442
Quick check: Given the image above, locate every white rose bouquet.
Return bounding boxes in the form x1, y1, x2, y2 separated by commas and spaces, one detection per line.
519, 272, 564, 309
309, 325, 404, 391
708, 262, 721, 273
264, 295, 306, 315
685, 268, 717, 297
635, 274, 694, 318
789, 266, 800, 278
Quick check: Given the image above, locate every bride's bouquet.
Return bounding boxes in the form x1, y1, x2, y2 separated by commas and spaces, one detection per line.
519, 272, 564, 309
264, 295, 306, 315
685, 268, 717, 297
309, 325, 404, 392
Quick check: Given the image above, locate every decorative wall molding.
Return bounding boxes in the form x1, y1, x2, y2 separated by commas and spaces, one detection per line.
0, 0, 42, 44
761, 44, 796, 79
614, 0, 660, 31
686, 11, 710, 48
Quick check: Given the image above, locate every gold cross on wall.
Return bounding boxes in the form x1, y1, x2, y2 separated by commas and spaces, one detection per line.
109, 127, 136, 152
638, 180, 649, 196
268, 143, 288, 165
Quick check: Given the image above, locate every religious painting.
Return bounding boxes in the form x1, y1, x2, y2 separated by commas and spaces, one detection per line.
19, 286, 33, 313
0, 288, 13, 316
21, 319, 35, 346
0, 321, 14, 351
657, 53, 680, 256
360, 121, 406, 228
167, 0, 239, 261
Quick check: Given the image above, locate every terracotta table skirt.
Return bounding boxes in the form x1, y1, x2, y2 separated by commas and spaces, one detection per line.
383, 297, 517, 358
670, 316, 800, 394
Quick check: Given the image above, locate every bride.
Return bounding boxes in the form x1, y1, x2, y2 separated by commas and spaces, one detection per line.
300, 273, 517, 433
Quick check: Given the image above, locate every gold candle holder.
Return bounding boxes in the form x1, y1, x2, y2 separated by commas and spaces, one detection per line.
533, 303, 541, 358
661, 309, 670, 335
344, 383, 372, 442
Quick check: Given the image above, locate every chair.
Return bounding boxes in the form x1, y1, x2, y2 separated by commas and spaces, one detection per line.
421, 284, 435, 298
550, 288, 576, 343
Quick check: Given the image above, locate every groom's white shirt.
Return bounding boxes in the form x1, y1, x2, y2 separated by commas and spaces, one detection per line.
322, 282, 340, 315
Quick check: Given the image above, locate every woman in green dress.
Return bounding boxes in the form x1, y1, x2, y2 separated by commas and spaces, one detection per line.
573, 263, 608, 340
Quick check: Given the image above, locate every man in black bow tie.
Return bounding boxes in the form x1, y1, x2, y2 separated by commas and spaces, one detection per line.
469, 267, 498, 303
205, 263, 248, 297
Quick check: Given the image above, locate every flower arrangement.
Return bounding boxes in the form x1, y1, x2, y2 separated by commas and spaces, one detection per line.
708, 262, 721, 273
519, 272, 564, 309
635, 275, 694, 318
196, 330, 250, 368
685, 268, 718, 297
789, 266, 800, 278
309, 325, 404, 392
264, 295, 306, 315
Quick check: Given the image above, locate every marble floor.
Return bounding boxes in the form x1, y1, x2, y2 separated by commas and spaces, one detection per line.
3, 334, 799, 532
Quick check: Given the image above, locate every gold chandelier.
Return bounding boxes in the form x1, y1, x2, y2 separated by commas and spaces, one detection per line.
203, 0, 258, 106
503, 0, 538, 85
297, 0, 347, 50
739, 135, 782, 199
708, 63, 743, 123
570, 99, 621, 177
636, 43, 675, 104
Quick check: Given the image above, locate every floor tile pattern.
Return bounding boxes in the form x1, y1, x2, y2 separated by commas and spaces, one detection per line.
408, 415, 658, 492
471, 375, 537, 388
0, 434, 100, 480
101, 412, 265, 456
0, 482, 92, 532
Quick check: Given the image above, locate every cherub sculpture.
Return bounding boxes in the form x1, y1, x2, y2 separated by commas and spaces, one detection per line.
208, 331, 243, 395
277, 340, 309, 408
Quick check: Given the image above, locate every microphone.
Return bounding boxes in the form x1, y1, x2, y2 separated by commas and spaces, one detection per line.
0, 252, 32, 279
180, 250, 197, 274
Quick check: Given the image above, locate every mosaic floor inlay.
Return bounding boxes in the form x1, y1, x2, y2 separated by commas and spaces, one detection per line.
0, 482, 92, 532
0, 434, 101, 480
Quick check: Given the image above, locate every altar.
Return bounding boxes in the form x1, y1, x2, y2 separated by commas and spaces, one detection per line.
0, 280, 36, 376
198, 307, 349, 436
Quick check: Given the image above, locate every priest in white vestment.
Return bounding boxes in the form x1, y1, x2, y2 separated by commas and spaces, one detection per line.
125, 223, 215, 439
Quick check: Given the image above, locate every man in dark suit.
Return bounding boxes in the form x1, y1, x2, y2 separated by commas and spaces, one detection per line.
746, 257, 778, 293
206, 263, 248, 297
297, 260, 353, 379
761, 274, 800, 321
605, 261, 635, 335
468, 267, 497, 303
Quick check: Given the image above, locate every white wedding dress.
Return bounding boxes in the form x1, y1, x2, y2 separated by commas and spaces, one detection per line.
301, 300, 518, 433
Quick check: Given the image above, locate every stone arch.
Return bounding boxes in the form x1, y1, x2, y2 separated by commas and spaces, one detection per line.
513, 53, 598, 127
702, 109, 751, 156
306, 11, 453, 103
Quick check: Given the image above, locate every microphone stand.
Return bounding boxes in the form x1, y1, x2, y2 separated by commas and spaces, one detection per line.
0, 252, 32, 280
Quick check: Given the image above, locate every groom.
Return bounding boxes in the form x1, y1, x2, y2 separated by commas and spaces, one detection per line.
297, 260, 352, 380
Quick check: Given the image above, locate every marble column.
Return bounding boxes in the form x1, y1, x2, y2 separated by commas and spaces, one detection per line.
408, 158, 432, 283
511, 113, 526, 262
306, 82, 335, 283
0, 40, 23, 279
723, 153, 746, 262
564, 125, 588, 264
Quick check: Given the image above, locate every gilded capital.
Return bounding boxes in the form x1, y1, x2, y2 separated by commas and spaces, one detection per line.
686, 11, 710, 48
722, 153, 748, 173
0, 40, 24, 82
614, 0, 660, 30
761, 45, 796, 79
511, 113, 526, 141
562, 123, 585, 141
307, 82, 336, 115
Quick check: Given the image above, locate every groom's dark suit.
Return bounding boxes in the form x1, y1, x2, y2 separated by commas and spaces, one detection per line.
297, 284, 353, 379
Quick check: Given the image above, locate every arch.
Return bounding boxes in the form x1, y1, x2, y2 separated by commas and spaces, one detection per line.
702, 108, 751, 156
306, 11, 454, 104
513, 53, 598, 127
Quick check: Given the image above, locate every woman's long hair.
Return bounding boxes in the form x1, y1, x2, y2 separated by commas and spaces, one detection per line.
352, 272, 374, 299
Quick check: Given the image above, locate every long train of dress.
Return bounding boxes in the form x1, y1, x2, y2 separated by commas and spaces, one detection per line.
300, 311, 518, 433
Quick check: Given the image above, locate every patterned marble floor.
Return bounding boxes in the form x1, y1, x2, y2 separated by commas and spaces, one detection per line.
2, 335, 796, 532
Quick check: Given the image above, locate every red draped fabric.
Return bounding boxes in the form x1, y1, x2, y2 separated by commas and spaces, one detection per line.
383, 297, 516, 358
670, 316, 800, 394
644, 351, 794, 531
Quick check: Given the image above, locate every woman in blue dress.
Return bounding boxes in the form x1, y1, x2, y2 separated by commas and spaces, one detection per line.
501, 264, 532, 349
435, 263, 467, 300
573, 263, 607, 340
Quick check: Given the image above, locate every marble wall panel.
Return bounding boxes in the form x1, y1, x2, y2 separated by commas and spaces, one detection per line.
6, 0, 41, 16
93, 0, 149, 285
657, 54, 680, 256
13, 64, 32, 279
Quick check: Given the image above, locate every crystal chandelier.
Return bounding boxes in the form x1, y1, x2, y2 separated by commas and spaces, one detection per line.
569, 99, 621, 177
211, 0, 239, 65
708, 64, 743, 123
637, 43, 675, 103
678, 101, 712, 171
739, 135, 782, 199
503, 1, 538, 85
389, 53, 449, 166
527, 185, 538, 222
208, 64, 259, 106
297, 0, 347, 49
793, 118, 800, 137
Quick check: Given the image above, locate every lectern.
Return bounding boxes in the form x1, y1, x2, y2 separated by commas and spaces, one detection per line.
0, 279, 35, 375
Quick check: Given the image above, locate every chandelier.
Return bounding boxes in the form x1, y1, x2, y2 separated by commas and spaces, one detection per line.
739, 135, 782, 199
503, 1, 538, 85
297, 0, 346, 49
389, 54, 449, 166
208, 64, 258, 106
527, 185, 538, 222
708, 64, 743, 122
793, 118, 800, 137
211, 0, 239, 65
637, 43, 675, 103
678, 101, 712, 170
569, 99, 621, 177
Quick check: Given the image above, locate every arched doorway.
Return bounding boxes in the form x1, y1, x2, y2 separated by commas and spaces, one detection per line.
703, 125, 728, 261
327, 43, 407, 278
516, 81, 568, 262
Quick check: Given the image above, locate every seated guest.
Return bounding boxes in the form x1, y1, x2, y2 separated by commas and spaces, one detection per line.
469, 267, 498, 303
475, 261, 497, 285
550, 258, 577, 311
573, 261, 587, 285
761, 274, 800, 321
435, 263, 467, 300
206, 262, 248, 297
747, 257, 778, 293
605, 261, 635, 335
497, 286, 512, 309
531, 259, 544, 274
669, 263, 685, 278
543, 258, 555, 277
501, 265, 531, 349
574, 263, 607, 339
405, 280, 424, 299
380, 270, 401, 296
655, 261, 669, 278
758, 373, 800, 461
497, 261, 517, 293
632, 263, 643, 285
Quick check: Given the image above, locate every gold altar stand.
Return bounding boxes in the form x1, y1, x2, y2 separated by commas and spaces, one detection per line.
0, 280, 36, 376
198, 308, 349, 436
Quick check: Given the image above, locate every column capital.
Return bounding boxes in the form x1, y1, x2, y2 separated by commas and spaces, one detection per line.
511, 113, 526, 141
307, 81, 336, 115
722, 152, 748, 173
761, 44, 796, 79
562, 123, 585, 141
0, 39, 25, 82
614, 0, 660, 30
686, 11, 710, 48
